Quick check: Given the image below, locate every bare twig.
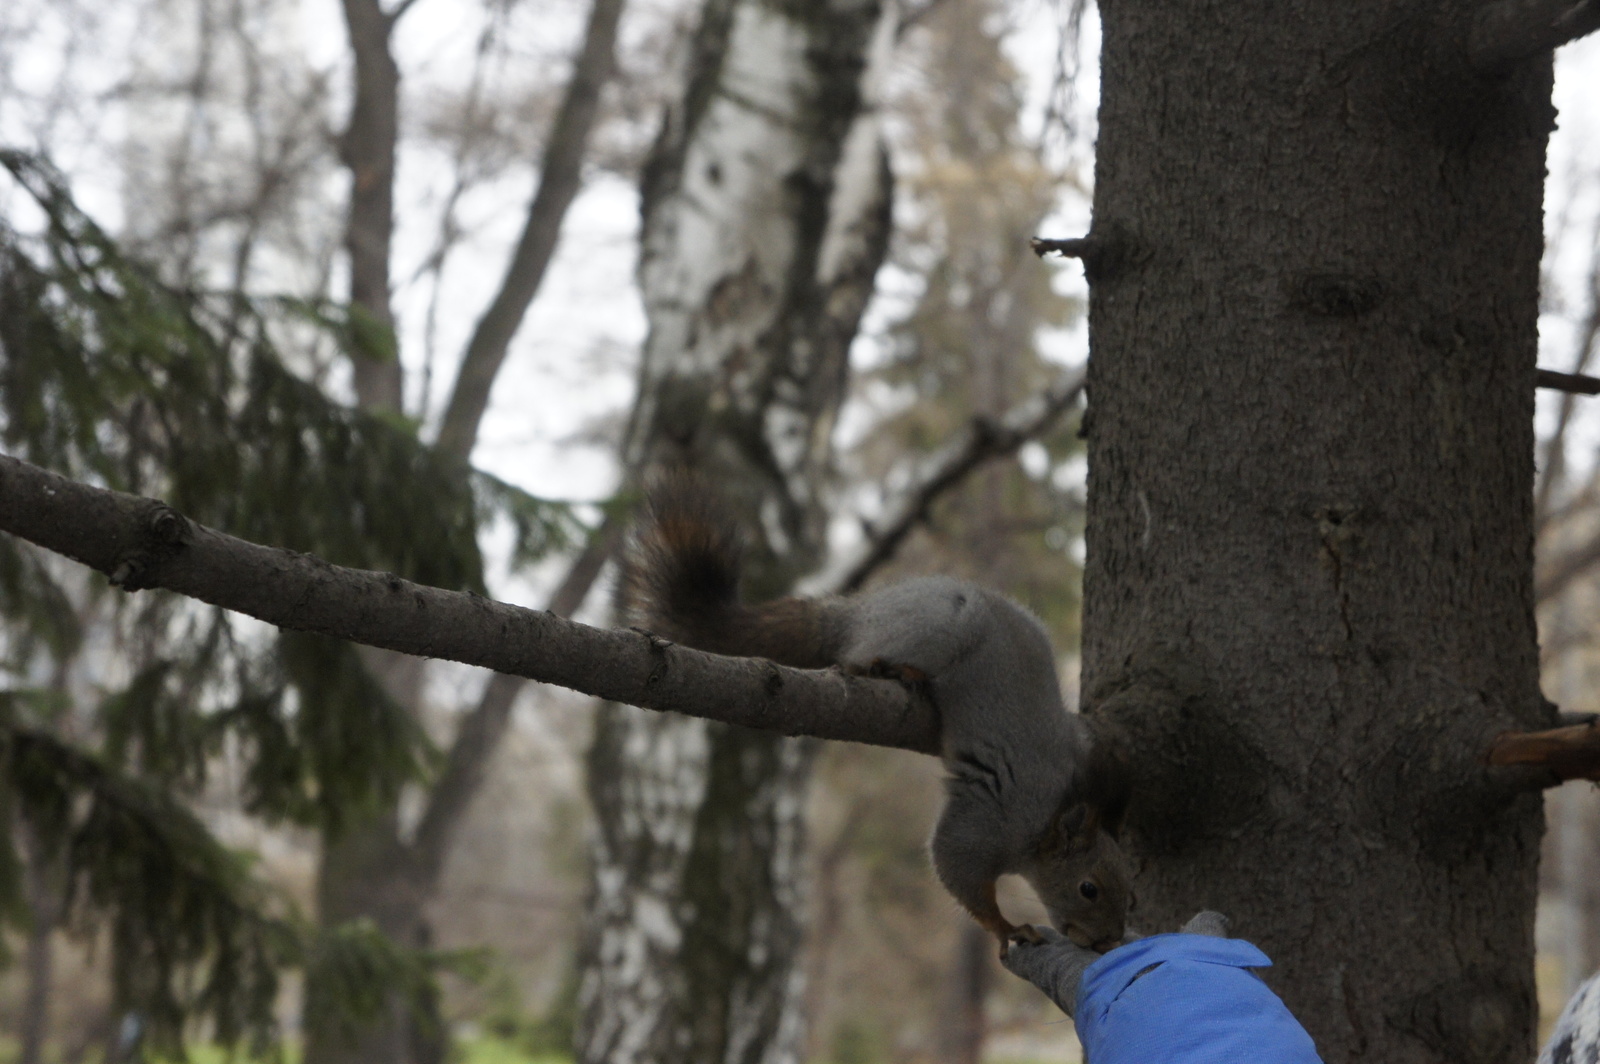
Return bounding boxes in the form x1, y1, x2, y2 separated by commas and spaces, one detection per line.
0, 454, 939, 755
1469, 0, 1600, 73
1030, 235, 1095, 259
831, 367, 1086, 594
1487, 719, 1600, 782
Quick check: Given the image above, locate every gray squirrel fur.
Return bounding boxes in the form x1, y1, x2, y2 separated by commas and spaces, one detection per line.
627, 473, 1133, 953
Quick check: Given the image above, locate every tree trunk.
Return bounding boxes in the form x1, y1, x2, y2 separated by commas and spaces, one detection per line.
18, 825, 61, 1064
936, 924, 991, 1064
575, 2, 893, 1062
305, 810, 426, 1064
434, 0, 628, 459
338, 0, 402, 413
1081, 2, 1554, 1060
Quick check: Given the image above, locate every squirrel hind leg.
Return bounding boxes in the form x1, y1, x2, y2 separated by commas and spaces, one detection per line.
930, 800, 1021, 952
963, 880, 1027, 953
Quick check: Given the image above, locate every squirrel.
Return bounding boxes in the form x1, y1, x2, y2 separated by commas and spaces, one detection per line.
626, 473, 1133, 954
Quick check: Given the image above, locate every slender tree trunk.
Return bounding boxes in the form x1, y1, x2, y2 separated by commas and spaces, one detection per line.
1081, 2, 1554, 1060
576, 2, 894, 1062
435, 0, 628, 458
937, 924, 991, 1064
337, 0, 402, 412
307, 810, 424, 1064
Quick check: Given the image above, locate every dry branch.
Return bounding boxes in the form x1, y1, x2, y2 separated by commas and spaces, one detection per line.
0, 453, 939, 756
1030, 236, 1096, 259
832, 366, 1087, 594
1537, 368, 1600, 395
1487, 719, 1600, 781
1469, 0, 1600, 73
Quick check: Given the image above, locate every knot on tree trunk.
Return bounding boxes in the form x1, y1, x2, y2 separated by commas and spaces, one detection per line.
1085, 642, 1268, 857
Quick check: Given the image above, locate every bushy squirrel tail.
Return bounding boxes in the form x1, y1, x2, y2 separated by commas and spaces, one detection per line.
626, 472, 840, 668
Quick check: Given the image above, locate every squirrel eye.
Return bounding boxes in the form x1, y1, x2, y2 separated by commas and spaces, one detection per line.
1078, 880, 1100, 901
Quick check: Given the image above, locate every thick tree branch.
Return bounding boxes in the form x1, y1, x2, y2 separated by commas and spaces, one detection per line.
434, 0, 627, 460
833, 367, 1086, 594
0, 454, 938, 755
1469, 0, 1600, 73
1487, 719, 1600, 782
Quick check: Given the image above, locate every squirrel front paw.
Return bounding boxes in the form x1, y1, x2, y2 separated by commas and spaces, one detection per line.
1001, 923, 1046, 957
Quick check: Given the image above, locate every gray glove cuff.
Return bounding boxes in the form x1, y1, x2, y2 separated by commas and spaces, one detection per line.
999, 927, 1098, 1019
1000, 912, 1232, 1019
1180, 910, 1231, 937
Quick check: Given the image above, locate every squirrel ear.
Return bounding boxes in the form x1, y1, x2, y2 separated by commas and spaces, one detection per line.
1083, 745, 1131, 839
1055, 803, 1100, 852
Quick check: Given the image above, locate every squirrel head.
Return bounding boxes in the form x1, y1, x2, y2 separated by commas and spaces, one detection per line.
1027, 803, 1134, 952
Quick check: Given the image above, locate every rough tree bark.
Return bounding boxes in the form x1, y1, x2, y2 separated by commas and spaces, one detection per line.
575, 3, 893, 1063
1071, 0, 1581, 1060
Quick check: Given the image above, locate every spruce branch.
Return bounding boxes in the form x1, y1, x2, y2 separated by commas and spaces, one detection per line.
1469, 0, 1600, 73
0, 454, 940, 755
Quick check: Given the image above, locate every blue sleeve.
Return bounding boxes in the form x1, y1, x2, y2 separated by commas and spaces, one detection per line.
1073, 934, 1324, 1064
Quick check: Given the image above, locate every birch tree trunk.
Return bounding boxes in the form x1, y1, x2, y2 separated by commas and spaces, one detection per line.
576, 3, 893, 1061
1079, 1, 1560, 1059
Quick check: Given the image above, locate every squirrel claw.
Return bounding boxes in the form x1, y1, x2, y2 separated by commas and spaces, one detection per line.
1002, 923, 1046, 956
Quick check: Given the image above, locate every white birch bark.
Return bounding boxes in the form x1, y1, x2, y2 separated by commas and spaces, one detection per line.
578, 2, 895, 1062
